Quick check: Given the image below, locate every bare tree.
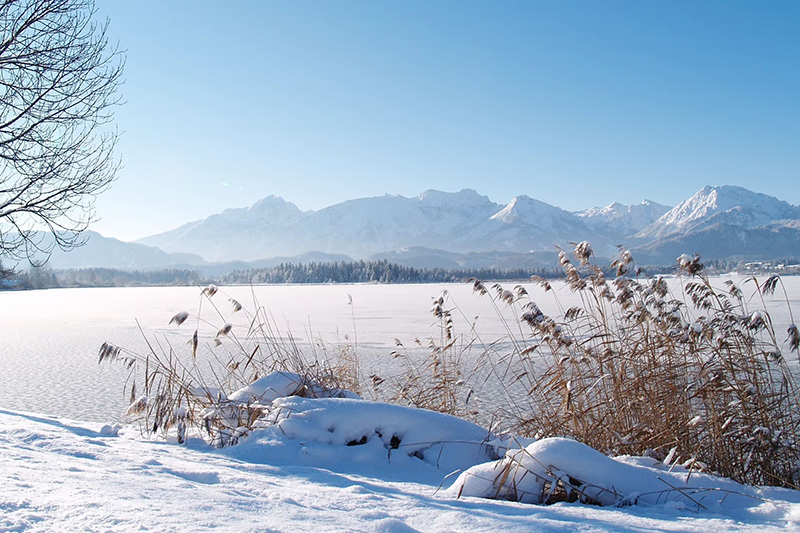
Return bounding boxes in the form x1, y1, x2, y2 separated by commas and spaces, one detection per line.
0, 0, 123, 264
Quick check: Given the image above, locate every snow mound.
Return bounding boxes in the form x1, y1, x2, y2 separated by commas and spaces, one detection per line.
226, 371, 361, 404
227, 371, 305, 403
237, 396, 500, 475
196, 372, 361, 446
451, 437, 782, 512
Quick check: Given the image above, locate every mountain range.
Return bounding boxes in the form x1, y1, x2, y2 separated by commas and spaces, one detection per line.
138, 189, 635, 263
9, 185, 800, 272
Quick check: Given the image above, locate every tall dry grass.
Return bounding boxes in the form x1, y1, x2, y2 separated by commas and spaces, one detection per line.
456, 244, 800, 487
100, 285, 360, 446
372, 292, 476, 419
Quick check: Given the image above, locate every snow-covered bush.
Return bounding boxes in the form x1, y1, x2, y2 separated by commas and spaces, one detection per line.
194, 371, 360, 447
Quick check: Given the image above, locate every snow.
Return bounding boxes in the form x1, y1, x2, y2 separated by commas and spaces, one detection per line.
227, 371, 305, 403
130, 185, 800, 263
3, 278, 800, 425
3, 279, 800, 531
489, 195, 576, 231
451, 437, 799, 513
243, 396, 499, 476
138, 188, 617, 261
576, 199, 671, 236
638, 185, 800, 239
417, 188, 492, 210
3, 397, 800, 532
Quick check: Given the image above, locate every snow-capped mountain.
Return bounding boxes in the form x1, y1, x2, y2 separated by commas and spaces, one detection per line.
4, 231, 203, 270
633, 222, 800, 265
138, 189, 613, 262
127, 185, 800, 268
576, 200, 671, 238
282, 189, 503, 258
482, 195, 612, 252
491, 195, 579, 230
141, 195, 304, 254
10, 185, 798, 271
625, 185, 800, 264
637, 185, 800, 239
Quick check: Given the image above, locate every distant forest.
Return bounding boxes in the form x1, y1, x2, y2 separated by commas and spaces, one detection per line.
1, 257, 795, 290
219, 260, 559, 285
1, 266, 200, 290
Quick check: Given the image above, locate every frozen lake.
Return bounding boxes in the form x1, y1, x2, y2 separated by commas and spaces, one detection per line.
1, 275, 798, 423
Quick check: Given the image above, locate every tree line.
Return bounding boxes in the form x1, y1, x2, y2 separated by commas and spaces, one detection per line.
1, 266, 201, 290
5, 256, 790, 291
1, 260, 568, 290
218, 260, 562, 285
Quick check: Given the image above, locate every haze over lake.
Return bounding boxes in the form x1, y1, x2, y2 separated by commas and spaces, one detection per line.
2, 276, 798, 423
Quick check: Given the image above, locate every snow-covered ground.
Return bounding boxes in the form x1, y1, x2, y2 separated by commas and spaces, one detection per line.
3, 402, 800, 532
3, 278, 800, 531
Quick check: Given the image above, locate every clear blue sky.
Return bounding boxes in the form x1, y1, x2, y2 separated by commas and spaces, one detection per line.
92, 0, 800, 241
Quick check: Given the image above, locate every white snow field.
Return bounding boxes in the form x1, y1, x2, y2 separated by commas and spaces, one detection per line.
2, 278, 800, 531
3, 399, 800, 533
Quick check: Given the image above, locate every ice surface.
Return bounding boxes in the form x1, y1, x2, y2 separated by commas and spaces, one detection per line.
1, 278, 798, 423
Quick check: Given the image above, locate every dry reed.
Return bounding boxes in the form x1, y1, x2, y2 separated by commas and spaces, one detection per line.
101, 284, 360, 446
460, 243, 800, 487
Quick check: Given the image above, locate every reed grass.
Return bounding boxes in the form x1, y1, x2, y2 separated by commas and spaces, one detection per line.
373, 292, 475, 418
100, 285, 359, 446
457, 244, 800, 488
102, 244, 800, 488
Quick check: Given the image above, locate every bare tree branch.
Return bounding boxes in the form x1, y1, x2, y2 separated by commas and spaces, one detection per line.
0, 0, 123, 264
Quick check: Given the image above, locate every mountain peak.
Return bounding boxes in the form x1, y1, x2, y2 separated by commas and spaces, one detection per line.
418, 188, 483, 200
491, 195, 573, 226
133, 185, 800, 266
416, 188, 494, 209
250, 195, 289, 210
637, 185, 800, 239
246, 195, 303, 218
576, 199, 671, 237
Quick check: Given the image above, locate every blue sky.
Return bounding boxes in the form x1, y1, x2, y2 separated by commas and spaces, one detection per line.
93, 0, 799, 241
